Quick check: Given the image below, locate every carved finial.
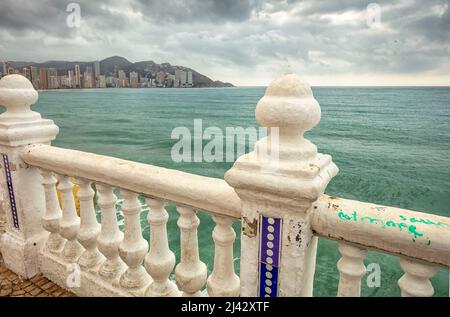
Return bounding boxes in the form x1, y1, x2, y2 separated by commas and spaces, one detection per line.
0, 75, 39, 120
225, 73, 338, 210
255, 74, 321, 137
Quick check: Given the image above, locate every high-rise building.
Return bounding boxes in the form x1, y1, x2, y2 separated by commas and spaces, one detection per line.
175, 69, 187, 87
156, 71, 166, 87
30, 66, 39, 89
130, 72, 139, 88
94, 60, 100, 79
98, 75, 106, 88
83, 66, 94, 88
74, 64, 81, 88
23, 67, 32, 81
39, 68, 48, 90
47, 68, 59, 89
118, 70, 128, 87
47, 68, 57, 78
68, 70, 74, 88
60, 75, 71, 88
106, 76, 118, 88
166, 73, 175, 87
187, 71, 193, 86
2, 62, 8, 75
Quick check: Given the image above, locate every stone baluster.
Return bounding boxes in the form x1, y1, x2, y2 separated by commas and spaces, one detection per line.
118, 190, 150, 290
0, 74, 59, 277
74, 179, 103, 269
144, 198, 180, 296
96, 184, 125, 280
337, 242, 368, 297
40, 170, 65, 254
206, 215, 240, 297
398, 257, 437, 297
225, 74, 338, 296
175, 206, 207, 296
58, 175, 83, 262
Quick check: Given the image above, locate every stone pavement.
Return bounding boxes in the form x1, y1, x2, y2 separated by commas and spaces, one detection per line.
0, 254, 75, 297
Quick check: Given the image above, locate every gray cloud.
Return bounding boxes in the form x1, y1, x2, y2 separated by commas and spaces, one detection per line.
0, 0, 449, 85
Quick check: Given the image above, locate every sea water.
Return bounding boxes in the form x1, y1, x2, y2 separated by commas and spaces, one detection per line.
23, 86, 450, 296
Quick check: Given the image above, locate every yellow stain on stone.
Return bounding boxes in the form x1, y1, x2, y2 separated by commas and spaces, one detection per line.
56, 178, 80, 216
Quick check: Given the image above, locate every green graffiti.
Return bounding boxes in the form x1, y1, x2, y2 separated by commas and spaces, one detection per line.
336, 210, 431, 244
398, 222, 408, 231
408, 217, 450, 228
338, 211, 357, 222
361, 216, 383, 224
408, 225, 424, 239
385, 221, 396, 228
338, 211, 352, 221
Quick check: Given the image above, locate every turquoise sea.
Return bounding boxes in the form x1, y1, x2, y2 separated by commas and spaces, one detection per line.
29, 87, 450, 296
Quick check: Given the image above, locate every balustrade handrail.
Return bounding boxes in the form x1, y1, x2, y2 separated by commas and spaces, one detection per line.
21, 143, 241, 219
21, 144, 450, 267
312, 195, 450, 267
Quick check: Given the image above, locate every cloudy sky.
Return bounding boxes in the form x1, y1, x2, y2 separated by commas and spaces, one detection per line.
0, 0, 449, 86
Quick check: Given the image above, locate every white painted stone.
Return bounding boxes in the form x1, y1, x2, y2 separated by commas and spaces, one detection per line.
398, 258, 437, 297
22, 143, 241, 218
74, 179, 103, 269
41, 170, 65, 254
0, 74, 59, 278
312, 195, 450, 267
144, 198, 180, 297
175, 206, 207, 296
206, 215, 240, 297
337, 242, 368, 297
118, 190, 151, 291
58, 175, 83, 262
96, 184, 126, 280
225, 74, 338, 296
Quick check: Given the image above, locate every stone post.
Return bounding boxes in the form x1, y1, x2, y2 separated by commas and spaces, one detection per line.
0, 75, 59, 278
225, 74, 338, 297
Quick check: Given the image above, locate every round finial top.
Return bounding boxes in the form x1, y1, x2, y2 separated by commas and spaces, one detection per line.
0, 74, 38, 117
256, 74, 321, 135
265, 74, 313, 98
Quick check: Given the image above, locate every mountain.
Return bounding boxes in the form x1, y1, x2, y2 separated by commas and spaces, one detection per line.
8, 56, 234, 87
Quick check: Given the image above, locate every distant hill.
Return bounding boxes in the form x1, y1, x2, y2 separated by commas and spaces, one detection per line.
8, 56, 234, 87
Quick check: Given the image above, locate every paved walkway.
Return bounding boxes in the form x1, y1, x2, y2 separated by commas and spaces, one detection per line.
0, 254, 75, 297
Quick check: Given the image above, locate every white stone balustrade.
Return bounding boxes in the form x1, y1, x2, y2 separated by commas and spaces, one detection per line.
175, 206, 207, 296
398, 258, 438, 297
207, 215, 240, 297
1, 74, 449, 297
0, 74, 59, 278
75, 179, 103, 269
144, 198, 180, 297
40, 171, 65, 254
118, 190, 150, 291
58, 175, 83, 262
337, 242, 368, 297
225, 74, 339, 296
96, 184, 125, 280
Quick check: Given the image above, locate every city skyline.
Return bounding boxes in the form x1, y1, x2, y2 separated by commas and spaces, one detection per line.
1, 58, 196, 90
0, 1, 449, 86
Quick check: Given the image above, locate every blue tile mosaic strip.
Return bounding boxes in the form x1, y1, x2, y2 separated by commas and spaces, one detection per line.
2, 154, 19, 229
258, 215, 282, 297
